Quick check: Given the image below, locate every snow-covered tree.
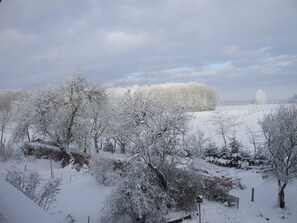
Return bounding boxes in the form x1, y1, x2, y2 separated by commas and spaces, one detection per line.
246, 126, 263, 157
228, 136, 242, 154
129, 99, 191, 190
209, 111, 240, 148
185, 128, 208, 157
259, 104, 297, 208
107, 90, 154, 154
255, 89, 267, 104
11, 92, 35, 142
88, 97, 109, 153
11, 74, 106, 155
73, 83, 107, 153
100, 94, 195, 221
0, 90, 23, 147
100, 160, 169, 223
107, 82, 219, 112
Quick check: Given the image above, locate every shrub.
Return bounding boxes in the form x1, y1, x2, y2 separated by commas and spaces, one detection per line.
100, 162, 168, 223
91, 153, 126, 186
200, 176, 233, 202
6, 167, 61, 211
203, 142, 219, 158
21, 142, 90, 170
168, 168, 200, 212
228, 137, 242, 154
0, 143, 22, 161
21, 142, 63, 160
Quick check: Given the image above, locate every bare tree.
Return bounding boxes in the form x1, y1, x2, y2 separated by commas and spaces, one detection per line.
246, 125, 263, 157
259, 104, 297, 208
210, 111, 240, 148
185, 128, 208, 157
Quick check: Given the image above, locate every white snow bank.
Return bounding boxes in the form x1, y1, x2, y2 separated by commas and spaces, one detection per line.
0, 178, 58, 223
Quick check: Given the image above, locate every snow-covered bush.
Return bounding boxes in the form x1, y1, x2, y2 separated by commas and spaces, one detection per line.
184, 128, 208, 157
37, 178, 62, 211
228, 137, 242, 154
5, 167, 61, 211
201, 176, 233, 202
91, 153, 126, 186
168, 168, 201, 212
203, 142, 220, 158
21, 142, 90, 170
0, 143, 22, 161
21, 142, 63, 160
100, 161, 169, 223
6, 167, 41, 199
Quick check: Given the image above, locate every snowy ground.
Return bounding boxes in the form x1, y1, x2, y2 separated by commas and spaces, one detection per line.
0, 159, 112, 223
1, 104, 296, 223
194, 166, 297, 223
190, 104, 278, 152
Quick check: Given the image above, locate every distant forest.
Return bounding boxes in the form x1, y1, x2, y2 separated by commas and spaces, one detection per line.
108, 82, 220, 112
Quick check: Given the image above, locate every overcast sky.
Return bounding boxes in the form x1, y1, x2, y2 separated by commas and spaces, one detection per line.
0, 0, 296, 101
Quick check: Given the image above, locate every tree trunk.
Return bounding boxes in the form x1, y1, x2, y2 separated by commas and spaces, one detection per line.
120, 143, 126, 154
222, 132, 227, 148
113, 138, 116, 154
0, 124, 4, 148
25, 127, 31, 142
278, 180, 286, 208
94, 137, 99, 153
147, 163, 168, 190
65, 106, 78, 146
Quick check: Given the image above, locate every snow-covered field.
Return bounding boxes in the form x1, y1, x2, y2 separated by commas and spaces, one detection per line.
190, 104, 277, 151
1, 104, 296, 223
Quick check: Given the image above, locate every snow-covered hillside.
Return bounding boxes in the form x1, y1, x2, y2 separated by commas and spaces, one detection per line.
190, 104, 277, 152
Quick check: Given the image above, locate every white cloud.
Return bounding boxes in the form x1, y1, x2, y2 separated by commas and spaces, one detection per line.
105, 31, 151, 52
0, 0, 296, 101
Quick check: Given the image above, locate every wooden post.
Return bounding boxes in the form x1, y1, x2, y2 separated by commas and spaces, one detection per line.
50, 159, 53, 179
198, 203, 202, 223
251, 188, 254, 202
196, 195, 203, 223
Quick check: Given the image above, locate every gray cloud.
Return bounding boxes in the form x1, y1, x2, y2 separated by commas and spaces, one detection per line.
0, 0, 296, 101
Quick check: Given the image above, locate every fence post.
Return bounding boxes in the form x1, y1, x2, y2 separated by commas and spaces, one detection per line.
50, 159, 53, 179
88, 216, 90, 223
251, 188, 254, 202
